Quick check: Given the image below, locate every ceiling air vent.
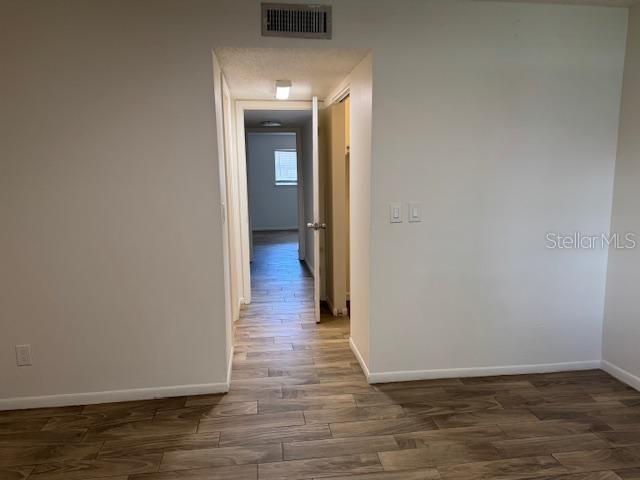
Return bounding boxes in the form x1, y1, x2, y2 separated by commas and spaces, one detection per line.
262, 3, 332, 39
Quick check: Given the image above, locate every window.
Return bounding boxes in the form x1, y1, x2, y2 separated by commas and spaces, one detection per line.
274, 149, 298, 186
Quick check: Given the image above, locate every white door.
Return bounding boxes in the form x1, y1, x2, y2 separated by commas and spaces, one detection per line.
307, 96, 324, 323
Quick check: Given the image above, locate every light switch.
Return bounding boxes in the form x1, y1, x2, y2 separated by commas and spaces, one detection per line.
389, 202, 402, 223
408, 202, 422, 222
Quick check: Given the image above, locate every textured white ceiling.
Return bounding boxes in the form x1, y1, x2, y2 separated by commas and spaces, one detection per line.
214, 47, 369, 101
244, 110, 312, 128
474, 0, 639, 6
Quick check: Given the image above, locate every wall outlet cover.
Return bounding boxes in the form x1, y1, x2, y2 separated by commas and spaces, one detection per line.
15, 344, 32, 366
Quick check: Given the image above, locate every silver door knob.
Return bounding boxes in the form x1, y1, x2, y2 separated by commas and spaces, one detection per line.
306, 222, 327, 230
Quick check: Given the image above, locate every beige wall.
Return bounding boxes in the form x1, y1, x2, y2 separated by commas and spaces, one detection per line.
0, 0, 630, 406
367, 5, 626, 379
0, 3, 232, 405
603, 5, 640, 389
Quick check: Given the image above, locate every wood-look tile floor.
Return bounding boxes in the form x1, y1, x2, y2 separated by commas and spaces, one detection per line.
3, 230, 640, 480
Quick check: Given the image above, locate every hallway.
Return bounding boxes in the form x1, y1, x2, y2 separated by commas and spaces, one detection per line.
233, 229, 360, 398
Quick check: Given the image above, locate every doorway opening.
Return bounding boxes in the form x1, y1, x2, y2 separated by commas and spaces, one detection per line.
244, 110, 310, 266
212, 47, 372, 381
244, 110, 316, 323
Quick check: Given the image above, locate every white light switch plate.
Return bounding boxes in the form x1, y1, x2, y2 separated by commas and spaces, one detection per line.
408, 202, 422, 222
389, 202, 402, 223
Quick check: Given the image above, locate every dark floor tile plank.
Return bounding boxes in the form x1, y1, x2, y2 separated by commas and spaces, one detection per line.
186, 389, 283, 405
433, 409, 538, 429
495, 392, 597, 409
0, 418, 49, 433
597, 413, 640, 431
599, 431, 640, 448
219, 424, 332, 447
231, 376, 321, 389
437, 455, 569, 480
154, 402, 258, 422
258, 453, 383, 479
442, 385, 539, 401
0, 407, 82, 421
283, 435, 399, 461
529, 376, 631, 389
282, 382, 373, 398
616, 467, 640, 479
42, 410, 154, 431
554, 448, 640, 471
129, 464, 257, 479
313, 470, 440, 480
83, 398, 185, 414
394, 425, 506, 448
0, 442, 102, 467
380, 441, 500, 470
0, 466, 34, 480
267, 364, 352, 379
538, 385, 632, 397
83, 419, 198, 442
27, 454, 162, 480
591, 392, 640, 403
373, 379, 464, 391
258, 395, 355, 414
400, 398, 502, 417
500, 420, 613, 439
525, 472, 622, 480
493, 433, 610, 458
529, 403, 627, 421
304, 406, 405, 425
73, 477, 129, 480
330, 415, 438, 437
0, 431, 86, 446
245, 350, 313, 362
353, 390, 448, 408
233, 343, 295, 353
159, 443, 282, 471
198, 411, 304, 433
99, 432, 220, 458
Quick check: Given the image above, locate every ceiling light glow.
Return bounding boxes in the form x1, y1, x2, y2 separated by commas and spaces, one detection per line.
275, 80, 291, 100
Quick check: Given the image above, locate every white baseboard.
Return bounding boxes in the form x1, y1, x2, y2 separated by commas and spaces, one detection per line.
304, 258, 315, 278
348, 337, 600, 386
366, 360, 602, 384
602, 360, 640, 392
0, 350, 235, 411
0, 381, 229, 411
235, 298, 244, 321
349, 337, 371, 380
227, 346, 234, 387
327, 298, 348, 317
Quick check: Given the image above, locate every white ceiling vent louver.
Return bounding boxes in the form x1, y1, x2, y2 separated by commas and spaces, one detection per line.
262, 3, 332, 39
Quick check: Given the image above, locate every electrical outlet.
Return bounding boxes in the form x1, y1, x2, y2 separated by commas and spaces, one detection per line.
15, 345, 32, 366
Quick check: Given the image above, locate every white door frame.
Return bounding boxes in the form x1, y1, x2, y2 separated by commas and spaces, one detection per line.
235, 100, 317, 305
